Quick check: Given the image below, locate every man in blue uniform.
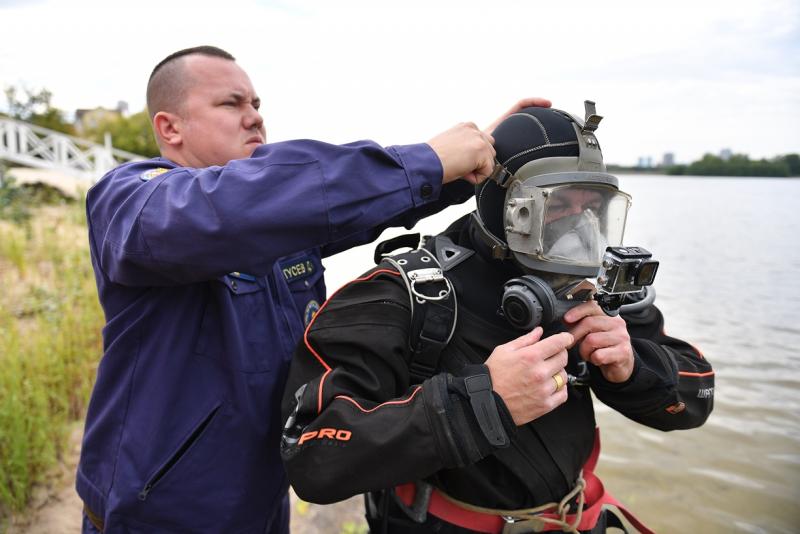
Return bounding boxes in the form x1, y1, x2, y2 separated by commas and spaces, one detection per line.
76, 45, 549, 533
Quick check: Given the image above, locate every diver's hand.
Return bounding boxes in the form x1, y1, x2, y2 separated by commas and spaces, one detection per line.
483, 97, 552, 135
427, 123, 496, 185
563, 301, 635, 383
485, 327, 573, 426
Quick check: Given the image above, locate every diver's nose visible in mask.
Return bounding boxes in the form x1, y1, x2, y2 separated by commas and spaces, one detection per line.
545, 210, 606, 265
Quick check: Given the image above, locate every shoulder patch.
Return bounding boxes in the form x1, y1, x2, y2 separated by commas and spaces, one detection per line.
304, 300, 321, 326
140, 168, 169, 181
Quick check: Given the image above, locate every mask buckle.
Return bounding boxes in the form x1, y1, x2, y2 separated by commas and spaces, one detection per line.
488, 160, 514, 188
582, 100, 603, 133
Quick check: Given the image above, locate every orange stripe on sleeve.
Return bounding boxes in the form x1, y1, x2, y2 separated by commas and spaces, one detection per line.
678, 371, 715, 377
302, 268, 401, 414
317, 369, 331, 415
334, 386, 423, 413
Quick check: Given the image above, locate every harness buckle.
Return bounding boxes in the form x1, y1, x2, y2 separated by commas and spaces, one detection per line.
408, 268, 453, 302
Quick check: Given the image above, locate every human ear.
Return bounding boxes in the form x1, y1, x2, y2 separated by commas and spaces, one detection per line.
153, 111, 182, 147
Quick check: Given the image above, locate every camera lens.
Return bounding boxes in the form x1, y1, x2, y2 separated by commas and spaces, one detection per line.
635, 261, 659, 286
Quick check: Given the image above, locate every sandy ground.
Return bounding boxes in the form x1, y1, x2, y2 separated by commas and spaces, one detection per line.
5, 424, 367, 534
5, 425, 85, 534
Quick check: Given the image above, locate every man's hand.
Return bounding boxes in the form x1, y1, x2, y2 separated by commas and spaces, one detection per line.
563, 301, 635, 383
427, 97, 551, 186
484, 327, 573, 426
427, 122, 496, 185
483, 97, 552, 135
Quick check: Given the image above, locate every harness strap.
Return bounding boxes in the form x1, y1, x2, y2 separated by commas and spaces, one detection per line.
408, 297, 455, 381
381, 243, 457, 383
373, 232, 421, 264
395, 429, 654, 534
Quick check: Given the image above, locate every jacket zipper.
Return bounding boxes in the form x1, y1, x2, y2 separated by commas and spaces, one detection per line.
138, 404, 221, 501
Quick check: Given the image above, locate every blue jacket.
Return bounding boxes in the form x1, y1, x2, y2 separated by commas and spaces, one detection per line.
76, 139, 472, 532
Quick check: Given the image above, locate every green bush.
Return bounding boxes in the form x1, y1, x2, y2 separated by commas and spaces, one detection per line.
0, 201, 103, 520
0, 175, 33, 225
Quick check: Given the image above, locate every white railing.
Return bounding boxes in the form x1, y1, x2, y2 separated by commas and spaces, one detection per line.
0, 117, 145, 183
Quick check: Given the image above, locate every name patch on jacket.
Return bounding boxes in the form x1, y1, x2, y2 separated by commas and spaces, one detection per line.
279, 255, 317, 283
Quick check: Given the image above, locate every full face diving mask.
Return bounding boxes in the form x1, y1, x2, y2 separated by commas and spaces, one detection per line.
499, 174, 636, 330
503, 174, 631, 275
475, 101, 657, 330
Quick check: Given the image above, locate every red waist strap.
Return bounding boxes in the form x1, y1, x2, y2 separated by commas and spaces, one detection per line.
396, 429, 654, 534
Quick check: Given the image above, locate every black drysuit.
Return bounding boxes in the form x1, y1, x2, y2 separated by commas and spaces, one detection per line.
280, 216, 714, 532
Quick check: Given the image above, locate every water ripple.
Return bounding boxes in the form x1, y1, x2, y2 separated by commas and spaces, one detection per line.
688, 467, 765, 490
635, 430, 665, 444
767, 453, 800, 465
732, 521, 774, 534
766, 324, 800, 336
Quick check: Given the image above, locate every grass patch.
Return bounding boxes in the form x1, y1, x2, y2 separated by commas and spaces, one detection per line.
0, 198, 103, 521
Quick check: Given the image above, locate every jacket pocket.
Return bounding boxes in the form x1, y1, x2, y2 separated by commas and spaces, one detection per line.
138, 402, 222, 501
195, 273, 274, 372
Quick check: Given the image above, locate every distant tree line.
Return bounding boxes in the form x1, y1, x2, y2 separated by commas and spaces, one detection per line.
2, 85, 159, 158
3, 86, 75, 135
665, 153, 800, 177
87, 111, 159, 158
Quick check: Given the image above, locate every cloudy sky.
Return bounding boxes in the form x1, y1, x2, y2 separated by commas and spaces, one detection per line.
1, 0, 797, 165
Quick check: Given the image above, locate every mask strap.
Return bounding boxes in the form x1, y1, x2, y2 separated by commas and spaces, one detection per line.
469, 212, 512, 260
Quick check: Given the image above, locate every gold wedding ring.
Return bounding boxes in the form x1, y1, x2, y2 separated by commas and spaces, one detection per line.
552, 373, 565, 393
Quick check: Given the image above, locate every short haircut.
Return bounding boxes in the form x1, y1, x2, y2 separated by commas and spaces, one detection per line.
146, 46, 236, 120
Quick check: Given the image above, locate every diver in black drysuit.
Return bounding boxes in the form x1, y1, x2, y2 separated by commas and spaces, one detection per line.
280, 104, 714, 534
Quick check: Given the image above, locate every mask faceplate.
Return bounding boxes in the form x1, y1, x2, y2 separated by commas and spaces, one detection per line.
504, 178, 631, 275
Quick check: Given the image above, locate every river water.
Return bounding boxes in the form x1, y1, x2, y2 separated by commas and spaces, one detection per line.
323, 175, 800, 533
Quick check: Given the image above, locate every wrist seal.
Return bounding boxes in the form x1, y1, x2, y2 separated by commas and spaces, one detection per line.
463, 374, 509, 448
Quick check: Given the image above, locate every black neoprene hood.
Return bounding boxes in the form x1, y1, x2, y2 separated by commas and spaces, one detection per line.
476, 107, 582, 243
